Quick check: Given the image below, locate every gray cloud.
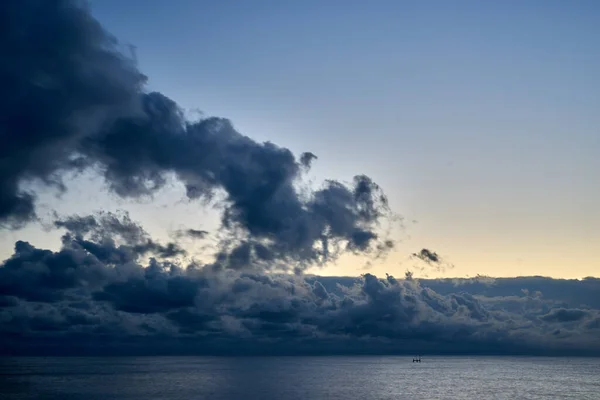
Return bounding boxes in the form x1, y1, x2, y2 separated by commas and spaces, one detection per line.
2, 216, 600, 356
1, 0, 394, 272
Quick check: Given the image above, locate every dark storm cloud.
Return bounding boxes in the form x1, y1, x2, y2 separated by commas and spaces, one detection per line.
1, 0, 394, 269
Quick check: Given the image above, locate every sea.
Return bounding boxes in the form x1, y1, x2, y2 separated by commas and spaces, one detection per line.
1, 356, 599, 399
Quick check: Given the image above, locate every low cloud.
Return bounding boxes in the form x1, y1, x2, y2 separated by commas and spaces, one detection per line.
2, 214, 600, 356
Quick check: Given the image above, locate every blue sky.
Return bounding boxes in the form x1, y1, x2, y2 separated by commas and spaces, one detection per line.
2, 0, 599, 278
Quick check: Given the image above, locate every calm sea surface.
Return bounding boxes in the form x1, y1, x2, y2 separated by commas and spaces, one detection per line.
1, 356, 599, 399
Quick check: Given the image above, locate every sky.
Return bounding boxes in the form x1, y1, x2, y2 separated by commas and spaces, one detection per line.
1, 0, 600, 356
2, 0, 597, 279
81, 0, 598, 279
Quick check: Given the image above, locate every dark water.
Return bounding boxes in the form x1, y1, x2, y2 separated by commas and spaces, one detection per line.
1, 356, 599, 399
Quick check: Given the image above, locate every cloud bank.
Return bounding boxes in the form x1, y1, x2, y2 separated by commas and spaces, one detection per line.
1, 212, 599, 356
1, 0, 599, 356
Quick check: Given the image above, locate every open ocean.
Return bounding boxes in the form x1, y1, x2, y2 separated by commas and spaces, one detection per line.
1, 356, 599, 399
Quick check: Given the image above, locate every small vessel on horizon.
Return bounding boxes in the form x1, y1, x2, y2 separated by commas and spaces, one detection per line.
412, 355, 421, 363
